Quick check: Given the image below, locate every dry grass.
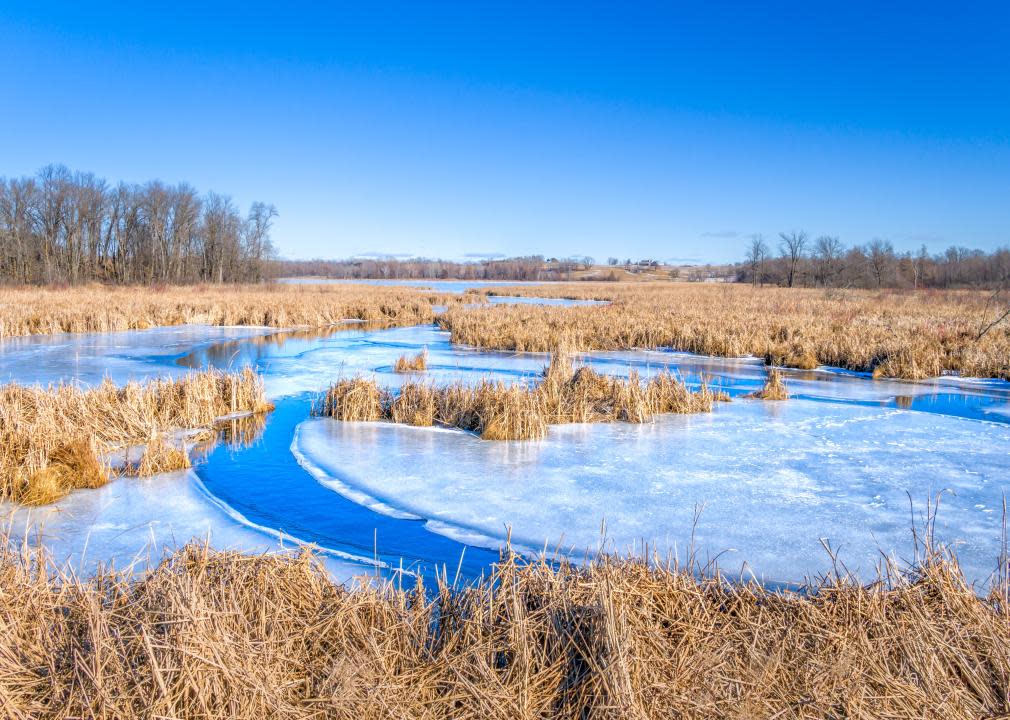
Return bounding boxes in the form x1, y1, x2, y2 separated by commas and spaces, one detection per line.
0, 533, 1007, 718
135, 436, 193, 476
317, 355, 726, 440
393, 349, 429, 373
0, 283, 474, 338
749, 368, 790, 400
439, 283, 1010, 379
0, 369, 272, 504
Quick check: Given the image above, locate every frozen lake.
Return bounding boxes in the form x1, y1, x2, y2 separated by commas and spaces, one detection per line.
2, 317, 1009, 588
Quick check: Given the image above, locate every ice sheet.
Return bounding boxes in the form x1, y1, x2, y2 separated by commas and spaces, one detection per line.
294, 400, 1010, 586
0, 470, 372, 582
4, 320, 1010, 585
0, 325, 277, 387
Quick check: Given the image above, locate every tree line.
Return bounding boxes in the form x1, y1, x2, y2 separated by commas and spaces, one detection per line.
738, 232, 1010, 289
0, 165, 276, 284
267, 256, 589, 281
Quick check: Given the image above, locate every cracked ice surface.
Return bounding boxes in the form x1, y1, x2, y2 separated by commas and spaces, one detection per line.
294, 399, 1010, 586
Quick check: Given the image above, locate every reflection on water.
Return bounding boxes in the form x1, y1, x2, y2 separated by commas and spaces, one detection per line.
191, 412, 270, 461
196, 395, 499, 583
177, 322, 388, 371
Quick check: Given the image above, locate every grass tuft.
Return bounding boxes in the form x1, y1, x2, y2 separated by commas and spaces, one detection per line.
317, 354, 726, 440
1, 369, 272, 504
749, 369, 790, 400
135, 435, 193, 476
393, 349, 428, 373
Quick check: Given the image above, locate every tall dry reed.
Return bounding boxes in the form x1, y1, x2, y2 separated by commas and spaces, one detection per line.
0, 283, 472, 338
0, 369, 272, 504
748, 368, 790, 400
393, 349, 429, 373
317, 355, 726, 440
439, 283, 1010, 379
0, 533, 1006, 719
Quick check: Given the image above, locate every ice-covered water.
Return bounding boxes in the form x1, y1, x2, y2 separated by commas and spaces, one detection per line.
1, 468, 369, 581
2, 317, 1009, 587
294, 405, 1010, 585
0, 325, 277, 386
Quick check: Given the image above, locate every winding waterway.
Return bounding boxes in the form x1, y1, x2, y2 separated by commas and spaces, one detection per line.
3, 296, 1009, 588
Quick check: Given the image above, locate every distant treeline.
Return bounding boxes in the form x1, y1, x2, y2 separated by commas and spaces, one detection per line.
0, 166, 276, 284
268, 256, 594, 281
736, 233, 1010, 289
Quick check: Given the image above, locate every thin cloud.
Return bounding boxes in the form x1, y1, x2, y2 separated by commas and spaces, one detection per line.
463, 252, 507, 260
350, 252, 415, 260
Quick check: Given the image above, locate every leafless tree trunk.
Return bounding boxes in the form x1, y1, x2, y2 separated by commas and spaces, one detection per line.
778, 231, 808, 288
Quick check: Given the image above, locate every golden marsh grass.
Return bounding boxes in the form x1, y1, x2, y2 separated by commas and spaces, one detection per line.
0, 283, 472, 338
749, 368, 790, 400
439, 283, 1010, 379
317, 355, 727, 440
393, 348, 429, 373
0, 535, 1007, 718
0, 369, 272, 504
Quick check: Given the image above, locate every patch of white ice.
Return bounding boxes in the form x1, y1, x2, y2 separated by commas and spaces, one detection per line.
1, 470, 374, 583
294, 399, 1010, 586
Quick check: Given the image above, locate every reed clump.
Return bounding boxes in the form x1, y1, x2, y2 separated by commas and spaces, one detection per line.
315, 378, 385, 421
0, 368, 272, 504
135, 435, 193, 476
439, 283, 1010, 380
0, 534, 1007, 719
0, 283, 467, 339
749, 368, 790, 400
317, 355, 725, 440
393, 348, 428, 373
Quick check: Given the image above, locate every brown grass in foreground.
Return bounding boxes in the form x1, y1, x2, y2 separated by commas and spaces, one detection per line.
317, 355, 727, 440
0, 536, 1007, 719
440, 283, 1010, 379
393, 349, 429, 373
0, 369, 272, 504
0, 283, 472, 338
748, 369, 790, 400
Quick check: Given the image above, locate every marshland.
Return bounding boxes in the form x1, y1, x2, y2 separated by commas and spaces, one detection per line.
1, 276, 1009, 718
6, 5, 1010, 714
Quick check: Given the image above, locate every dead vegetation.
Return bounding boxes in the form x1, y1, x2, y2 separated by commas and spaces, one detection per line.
317, 354, 727, 440
0, 283, 471, 338
748, 368, 790, 400
393, 348, 429, 373
438, 283, 1010, 380
0, 369, 272, 504
0, 534, 1007, 719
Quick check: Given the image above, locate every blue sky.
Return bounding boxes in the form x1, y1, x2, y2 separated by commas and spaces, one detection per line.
1, 2, 1007, 263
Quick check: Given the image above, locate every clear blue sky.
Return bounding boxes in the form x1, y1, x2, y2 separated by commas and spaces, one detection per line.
1, 2, 1007, 263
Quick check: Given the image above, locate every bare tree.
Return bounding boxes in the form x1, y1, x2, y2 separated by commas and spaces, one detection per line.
866, 238, 895, 287
0, 166, 276, 285
812, 235, 843, 286
745, 234, 769, 286
778, 231, 808, 288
